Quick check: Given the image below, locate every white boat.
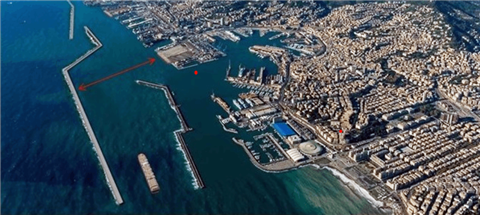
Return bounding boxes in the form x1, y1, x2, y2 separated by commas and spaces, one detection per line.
233, 100, 242, 110
238, 98, 247, 108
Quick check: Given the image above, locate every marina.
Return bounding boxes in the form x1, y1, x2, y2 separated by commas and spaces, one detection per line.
138, 153, 160, 194
232, 137, 294, 172
62, 26, 123, 205
136, 80, 204, 189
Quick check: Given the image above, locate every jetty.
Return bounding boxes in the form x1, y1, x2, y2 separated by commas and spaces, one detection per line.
136, 80, 192, 132
62, 26, 124, 205
67, 0, 74, 40
136, 80, 204, 189
138, 153, 160, 194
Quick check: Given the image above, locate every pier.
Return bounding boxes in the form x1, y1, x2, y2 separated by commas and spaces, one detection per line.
136, 80, 204, 189
67, 0, 74, 40
216, 115, 238, 134
62, 27, 124, 205
135, 80, 192, 132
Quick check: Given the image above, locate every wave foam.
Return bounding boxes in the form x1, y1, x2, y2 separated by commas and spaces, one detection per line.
315, 165, 384, 207
173, 130, 200, 190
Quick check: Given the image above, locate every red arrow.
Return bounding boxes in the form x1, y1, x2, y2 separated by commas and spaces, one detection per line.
79, 58, 155, 91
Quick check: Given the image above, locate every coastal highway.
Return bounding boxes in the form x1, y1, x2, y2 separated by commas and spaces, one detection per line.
62, 26, 123, 205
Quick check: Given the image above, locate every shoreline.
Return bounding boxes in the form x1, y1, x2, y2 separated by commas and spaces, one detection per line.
256, 160, 393, 213
319, 166, 384, 207
235, 144, 396, 214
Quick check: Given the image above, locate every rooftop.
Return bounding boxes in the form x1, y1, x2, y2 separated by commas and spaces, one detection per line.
272, 122, 296, 137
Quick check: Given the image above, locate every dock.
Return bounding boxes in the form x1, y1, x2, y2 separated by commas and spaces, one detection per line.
62, 26, 124, 205
135, 80, 192, 132
138, 153, 160, 194
136, 80, 204, 189
67, 0, 74, 40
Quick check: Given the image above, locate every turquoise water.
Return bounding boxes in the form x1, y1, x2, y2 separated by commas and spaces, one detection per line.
1, 1, 384, 214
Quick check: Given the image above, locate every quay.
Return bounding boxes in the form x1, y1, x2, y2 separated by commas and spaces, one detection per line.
67, 0, 74, 40
172, 62, 199, 70
136, 80, 204, 189
62, 26, 124, 205
135, 80, 192, 132
138, 153, 160, 194
269, 32, 285, 40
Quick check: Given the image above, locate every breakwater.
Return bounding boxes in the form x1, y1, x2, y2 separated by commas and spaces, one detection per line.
135, 80, 192, 132
136, 80, 204, 189
67, 0, 74, 40
174, 131, 205, 189
63, 27, 102, 71
62, 26, 124, 205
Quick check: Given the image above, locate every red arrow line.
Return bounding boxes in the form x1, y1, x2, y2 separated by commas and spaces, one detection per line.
79, 58, 155, 91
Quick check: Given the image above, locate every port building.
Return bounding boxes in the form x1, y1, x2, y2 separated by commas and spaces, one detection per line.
286, 148, 306, 162
272, 122, 296, 137
298, 140, 324, 156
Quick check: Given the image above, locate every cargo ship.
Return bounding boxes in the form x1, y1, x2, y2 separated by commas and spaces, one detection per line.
138, 153, 160, 194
